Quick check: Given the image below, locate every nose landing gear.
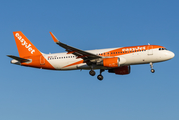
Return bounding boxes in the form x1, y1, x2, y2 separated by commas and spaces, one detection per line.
150, 62, 155, 73
151, 69, 155, 73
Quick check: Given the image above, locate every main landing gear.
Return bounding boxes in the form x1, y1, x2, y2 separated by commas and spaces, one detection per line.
150, 62, 155, 73
89, 69, 96, 76
97, 69, 105, 81
89, 65, 96, 76
89, 69, 105, 81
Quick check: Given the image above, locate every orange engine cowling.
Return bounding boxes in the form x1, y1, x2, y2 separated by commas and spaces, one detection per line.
103, 57, 120, 68
108, 66, 131, 75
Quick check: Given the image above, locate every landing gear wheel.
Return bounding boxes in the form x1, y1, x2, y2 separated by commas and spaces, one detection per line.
89, 70, 96, 76
97, 75, 103, 81
151, 69, 155, 73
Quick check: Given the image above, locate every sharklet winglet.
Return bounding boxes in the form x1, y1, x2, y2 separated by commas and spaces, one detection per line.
50, 32, 59, 43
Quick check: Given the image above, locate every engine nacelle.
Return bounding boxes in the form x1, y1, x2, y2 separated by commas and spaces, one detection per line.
103, 57, 120, 68
97, 57, 126, 68
108, 66, 131, 75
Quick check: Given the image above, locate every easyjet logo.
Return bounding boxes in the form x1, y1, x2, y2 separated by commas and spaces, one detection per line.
15, 33, 35, 54
122, 46, 146, 51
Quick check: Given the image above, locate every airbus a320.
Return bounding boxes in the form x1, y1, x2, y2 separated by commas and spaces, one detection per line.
7, 31, 175, 80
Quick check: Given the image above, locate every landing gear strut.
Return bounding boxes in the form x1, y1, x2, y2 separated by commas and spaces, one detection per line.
97, 69, 105, 81
150, 62, 155, 73
89, 65, 96, 76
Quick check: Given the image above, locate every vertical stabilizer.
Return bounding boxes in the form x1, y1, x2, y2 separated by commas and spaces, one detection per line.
13, 31, 41, 57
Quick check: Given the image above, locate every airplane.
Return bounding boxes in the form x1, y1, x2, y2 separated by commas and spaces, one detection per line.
7, 31, 175, 80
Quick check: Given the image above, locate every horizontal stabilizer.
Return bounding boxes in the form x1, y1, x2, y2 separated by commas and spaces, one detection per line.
7, 55, 30, 63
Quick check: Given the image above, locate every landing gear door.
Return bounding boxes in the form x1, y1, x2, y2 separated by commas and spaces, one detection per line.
147, 45, 153, 55
40, 55, 45, 65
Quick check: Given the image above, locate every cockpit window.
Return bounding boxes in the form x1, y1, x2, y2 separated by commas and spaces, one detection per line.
159, 48, 167, 50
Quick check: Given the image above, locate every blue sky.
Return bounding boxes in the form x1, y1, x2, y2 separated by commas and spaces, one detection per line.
1, 0, 179, 120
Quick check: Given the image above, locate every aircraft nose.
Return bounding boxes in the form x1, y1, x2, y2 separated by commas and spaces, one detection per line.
166, 51, 175, 59
170, 51, 175, 58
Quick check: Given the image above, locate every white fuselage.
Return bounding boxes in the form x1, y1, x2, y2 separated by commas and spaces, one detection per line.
42, 47, 174, 70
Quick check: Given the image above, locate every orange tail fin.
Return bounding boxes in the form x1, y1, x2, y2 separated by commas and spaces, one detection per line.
13, 31, 41, 57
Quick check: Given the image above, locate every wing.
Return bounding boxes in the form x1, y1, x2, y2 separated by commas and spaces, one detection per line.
49, 32, 102, 61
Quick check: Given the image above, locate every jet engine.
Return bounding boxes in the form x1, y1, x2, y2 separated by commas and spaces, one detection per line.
103, 57, 120, 67
96, 57, 119, 67
96, 57, 126, 68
